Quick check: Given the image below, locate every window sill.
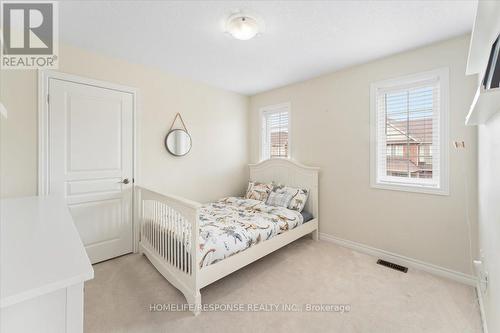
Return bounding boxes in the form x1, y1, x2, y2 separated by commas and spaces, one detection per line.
371, 180, 449, 196
260, 156, 291, 162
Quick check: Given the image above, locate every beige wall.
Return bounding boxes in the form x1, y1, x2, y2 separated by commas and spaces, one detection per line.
0, 44, 249, 202
249, 35, 478, 274
0, 36, 480, 276
478, 113, 500, 332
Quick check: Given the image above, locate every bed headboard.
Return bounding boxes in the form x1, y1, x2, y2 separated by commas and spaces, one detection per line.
249, 159, 319, 218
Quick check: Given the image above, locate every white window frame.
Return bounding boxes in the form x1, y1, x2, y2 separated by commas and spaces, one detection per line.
370, 68, 449, 195
259, 102, 291, 161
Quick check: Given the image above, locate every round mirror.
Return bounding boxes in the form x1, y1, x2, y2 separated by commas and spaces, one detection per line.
165, 129, 192, 156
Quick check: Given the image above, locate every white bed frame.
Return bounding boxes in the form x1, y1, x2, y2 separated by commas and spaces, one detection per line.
136, 159, 319, 315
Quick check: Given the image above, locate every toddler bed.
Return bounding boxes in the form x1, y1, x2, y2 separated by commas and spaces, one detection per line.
136, 159, 319, 315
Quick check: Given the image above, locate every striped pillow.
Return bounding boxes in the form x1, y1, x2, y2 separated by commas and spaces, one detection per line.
272, 185, 309, 212
266, 188, 294, 208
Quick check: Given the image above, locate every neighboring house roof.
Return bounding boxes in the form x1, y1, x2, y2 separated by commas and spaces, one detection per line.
387, 157, 420, 173
385, 119, 433, 175
386, 118, 433, 144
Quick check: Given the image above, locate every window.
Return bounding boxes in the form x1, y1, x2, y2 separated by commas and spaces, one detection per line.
370, 68, 449, 195
388, 145, 404, 157
260, 103, 290, 160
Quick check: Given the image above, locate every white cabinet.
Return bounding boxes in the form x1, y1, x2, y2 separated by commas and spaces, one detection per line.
465, 85, 500, 125
0, 196, 94, 333
465, 1, 500, 125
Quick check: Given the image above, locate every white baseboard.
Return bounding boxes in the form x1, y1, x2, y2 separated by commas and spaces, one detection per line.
320, 232, 476, 286
476, 283, 489, 333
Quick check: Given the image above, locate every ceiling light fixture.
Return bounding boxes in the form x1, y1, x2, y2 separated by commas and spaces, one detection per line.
225, 13, 261, 41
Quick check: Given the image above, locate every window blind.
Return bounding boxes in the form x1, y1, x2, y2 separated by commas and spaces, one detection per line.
375, 79, 440, 187
262, 108, 289, 159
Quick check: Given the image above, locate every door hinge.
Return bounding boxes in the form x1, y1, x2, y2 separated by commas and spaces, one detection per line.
132, 178, 135, 183
47, 94, 50, 104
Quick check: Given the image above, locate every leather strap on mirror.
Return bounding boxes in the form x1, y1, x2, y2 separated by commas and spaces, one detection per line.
168, 112, 189, 133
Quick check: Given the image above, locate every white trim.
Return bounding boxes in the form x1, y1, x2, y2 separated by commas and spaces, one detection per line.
132, 87, 142, 253
369, 67, 450, 196
476, 283, 489, 333
37, 69, 140, 252
370, 181, 449, 196
320, 233, 476, 286
259, 102, 291, 161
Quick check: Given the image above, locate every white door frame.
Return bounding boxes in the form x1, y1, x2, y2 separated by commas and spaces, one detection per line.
38, 69, 140, 252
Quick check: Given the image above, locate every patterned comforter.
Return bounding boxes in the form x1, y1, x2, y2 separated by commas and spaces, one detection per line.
199, 197, 304, 267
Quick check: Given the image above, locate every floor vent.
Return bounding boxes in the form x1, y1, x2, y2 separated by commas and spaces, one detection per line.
377, 259, 408, 273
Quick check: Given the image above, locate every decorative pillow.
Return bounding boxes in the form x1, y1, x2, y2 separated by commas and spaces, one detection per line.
270, 185, 309, 212
266, 188, 294, 208
287, 187, 309, 212
245, 181, 273, 202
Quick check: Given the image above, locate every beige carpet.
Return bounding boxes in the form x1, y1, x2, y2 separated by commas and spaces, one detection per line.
85, 238, 482, 333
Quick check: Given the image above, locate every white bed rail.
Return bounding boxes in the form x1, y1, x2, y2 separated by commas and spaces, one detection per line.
136, 186, 202, 313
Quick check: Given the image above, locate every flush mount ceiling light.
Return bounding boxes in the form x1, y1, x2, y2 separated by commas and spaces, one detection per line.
225, 13, 262, 41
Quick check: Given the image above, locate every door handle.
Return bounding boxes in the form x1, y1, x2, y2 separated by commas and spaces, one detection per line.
118, 178, 130, 184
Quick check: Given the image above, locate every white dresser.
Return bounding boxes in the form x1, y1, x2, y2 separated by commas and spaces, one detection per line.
0, 196, 94, 333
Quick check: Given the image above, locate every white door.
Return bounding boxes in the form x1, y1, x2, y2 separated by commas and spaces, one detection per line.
48, 78, 134, 264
